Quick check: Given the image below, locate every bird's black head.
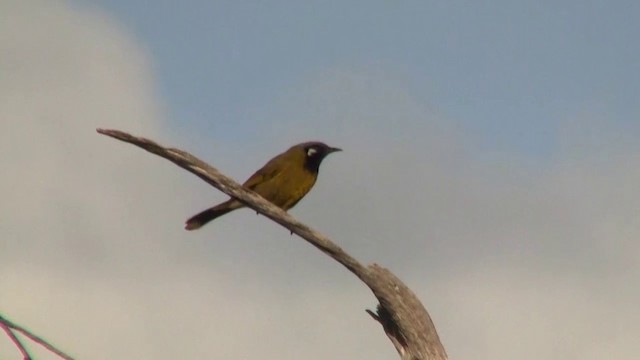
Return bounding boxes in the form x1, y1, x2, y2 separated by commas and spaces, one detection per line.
298, 141, 341, 173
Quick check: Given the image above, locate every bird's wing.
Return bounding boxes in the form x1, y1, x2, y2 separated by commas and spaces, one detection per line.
242, 153, 289, 190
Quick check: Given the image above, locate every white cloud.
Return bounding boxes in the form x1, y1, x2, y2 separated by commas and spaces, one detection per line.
431, 265, 640, 360
0, 2, 390, 359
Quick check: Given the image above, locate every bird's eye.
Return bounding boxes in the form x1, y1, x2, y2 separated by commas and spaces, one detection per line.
306, 147, 318, 157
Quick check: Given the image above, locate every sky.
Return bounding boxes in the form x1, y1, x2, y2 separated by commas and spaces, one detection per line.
1, 0, 639, 359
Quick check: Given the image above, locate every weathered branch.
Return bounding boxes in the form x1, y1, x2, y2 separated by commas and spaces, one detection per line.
0, 314, 75, 360
97, 128, 448, 360
1, 318, 31, 360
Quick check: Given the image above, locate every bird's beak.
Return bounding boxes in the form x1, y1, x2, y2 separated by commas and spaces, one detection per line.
328, 147, 342, 153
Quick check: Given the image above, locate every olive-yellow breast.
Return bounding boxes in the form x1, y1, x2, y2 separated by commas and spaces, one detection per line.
185, 141, 341, 230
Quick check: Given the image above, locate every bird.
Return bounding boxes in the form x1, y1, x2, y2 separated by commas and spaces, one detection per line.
185, 141, 341, 230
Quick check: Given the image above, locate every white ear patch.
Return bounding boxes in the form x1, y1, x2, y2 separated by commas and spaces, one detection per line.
307, 147, 318, 157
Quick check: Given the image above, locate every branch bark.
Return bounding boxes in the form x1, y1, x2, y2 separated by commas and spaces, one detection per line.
0, 313, 75, 360
97, 128, 448, 360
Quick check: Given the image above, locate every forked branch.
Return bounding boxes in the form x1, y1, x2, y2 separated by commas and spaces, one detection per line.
0, 313, 75, 360
97, 128, 447, 360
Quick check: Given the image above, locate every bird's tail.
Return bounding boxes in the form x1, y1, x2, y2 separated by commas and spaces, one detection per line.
184, 200, 243, 230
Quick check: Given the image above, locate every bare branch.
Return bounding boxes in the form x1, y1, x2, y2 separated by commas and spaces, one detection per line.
97, 128, 448, 360
0, 314, 75, 360
1, 319, 32, 360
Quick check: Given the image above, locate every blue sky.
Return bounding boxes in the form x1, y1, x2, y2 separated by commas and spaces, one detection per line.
88, 0, 639, 159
